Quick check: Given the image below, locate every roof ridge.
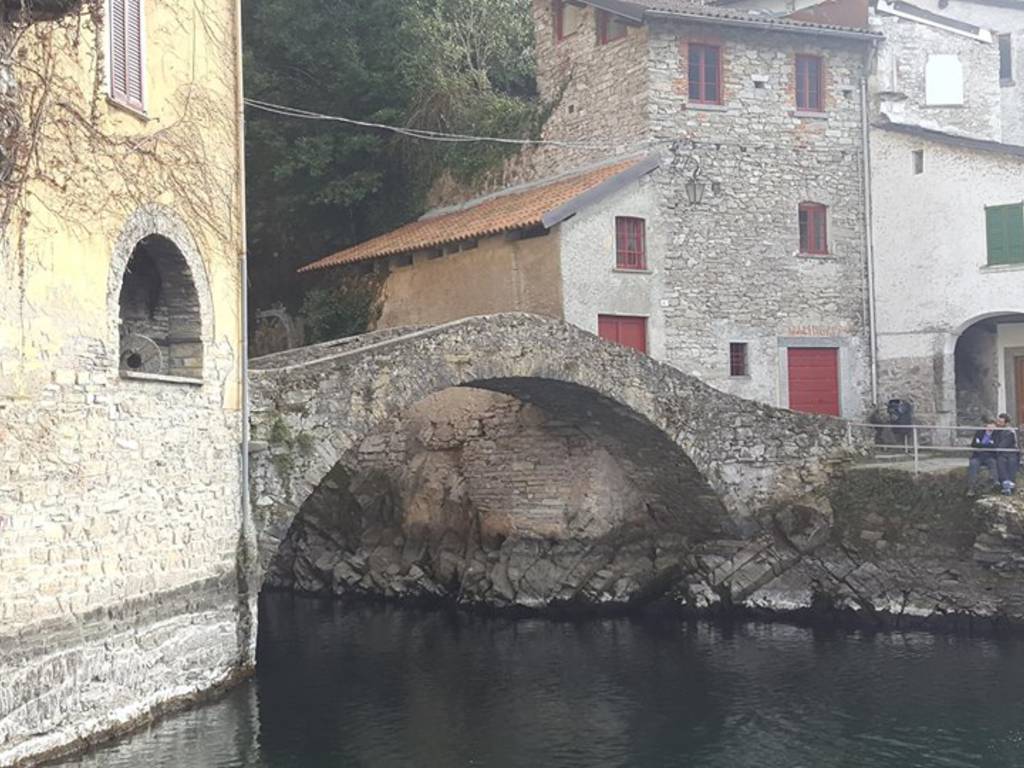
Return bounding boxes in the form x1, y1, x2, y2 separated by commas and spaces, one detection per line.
419, 153, 651, 221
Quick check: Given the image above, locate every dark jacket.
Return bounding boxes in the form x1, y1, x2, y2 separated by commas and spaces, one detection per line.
971, 429, 999, 459
996, 427, 1019, 453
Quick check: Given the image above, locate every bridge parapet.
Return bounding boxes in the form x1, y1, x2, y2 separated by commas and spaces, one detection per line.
249, 313, 864, 575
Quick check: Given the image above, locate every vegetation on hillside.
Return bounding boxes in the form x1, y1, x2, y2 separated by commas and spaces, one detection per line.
243, 0, 541, 323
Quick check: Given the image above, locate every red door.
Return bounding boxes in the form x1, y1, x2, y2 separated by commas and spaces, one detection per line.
787, 347, 840, 416
598, 315, 647, 353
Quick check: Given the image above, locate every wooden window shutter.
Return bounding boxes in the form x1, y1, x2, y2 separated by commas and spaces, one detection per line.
125, 0, 144, 108
109, 0, 128, 103
109, 0, 144, 110
987, 204, 1024, 265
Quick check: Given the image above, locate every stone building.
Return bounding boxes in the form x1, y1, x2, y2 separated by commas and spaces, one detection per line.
0, 1, 249, 765
307, 0, 881, 419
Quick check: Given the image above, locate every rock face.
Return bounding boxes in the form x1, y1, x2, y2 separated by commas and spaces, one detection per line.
267, 388, 1024, 629
266, 389, 705, 609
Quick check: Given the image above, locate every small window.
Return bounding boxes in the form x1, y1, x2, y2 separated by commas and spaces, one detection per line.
799, 202, 828, 254
925, 55, 964, 105
1000, 34, 1013, 83
108, 0, 144, 111
912, 149, 924, 174
688, 44, 722, 105
615, 217, 646, 270
986, 203, 1024, 265
554, 0, 584, 41
795, 54, 823, 112
729, 343, 748, 377
597, 10, 628, 44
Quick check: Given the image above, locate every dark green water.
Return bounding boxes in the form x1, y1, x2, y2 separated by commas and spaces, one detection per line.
58, 593, 1024, 767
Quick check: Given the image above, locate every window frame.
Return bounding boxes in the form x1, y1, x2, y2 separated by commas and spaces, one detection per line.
729, 342, 749, 377
688, 43, 723, 105
999, 33, 1013, 84
986, 203, 1024, 266
597, 10, 628, 44
795, 54, 824, 113
799, 202, 829, 255
614, 216, 647, 270
553, 0, 582, 42
107, 0, 146, 114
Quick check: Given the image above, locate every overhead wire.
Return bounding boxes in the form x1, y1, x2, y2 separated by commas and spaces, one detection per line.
245, 97, 845, 157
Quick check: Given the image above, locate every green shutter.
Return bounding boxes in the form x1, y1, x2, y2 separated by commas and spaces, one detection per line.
987, 204, 1024, 265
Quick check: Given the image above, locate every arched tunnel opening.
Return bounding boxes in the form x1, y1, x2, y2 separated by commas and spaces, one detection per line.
260, 379, 737, 612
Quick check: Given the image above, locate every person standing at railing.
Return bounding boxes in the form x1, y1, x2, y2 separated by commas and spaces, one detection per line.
967, 418, 1001, 496
996, 413, 1019, 496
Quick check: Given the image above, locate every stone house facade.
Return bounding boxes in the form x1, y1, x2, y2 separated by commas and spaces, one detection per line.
309, 0, 880, 420
0, 1, 249, 765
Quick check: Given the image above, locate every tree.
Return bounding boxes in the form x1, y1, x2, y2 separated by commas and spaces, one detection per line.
243, 0, 539, 319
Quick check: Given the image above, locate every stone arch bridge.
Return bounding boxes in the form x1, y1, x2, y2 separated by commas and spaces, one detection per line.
249, 313, 859, 582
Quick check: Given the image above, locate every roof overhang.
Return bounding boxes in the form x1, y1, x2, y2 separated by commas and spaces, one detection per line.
875, 0, 992, 41
542, 154, 661, 228
644, 7, 881, 39
875, 120, 1024, 159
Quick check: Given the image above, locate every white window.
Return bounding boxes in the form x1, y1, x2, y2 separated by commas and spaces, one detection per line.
925, 54, 964, 106
109, 0, 144, 112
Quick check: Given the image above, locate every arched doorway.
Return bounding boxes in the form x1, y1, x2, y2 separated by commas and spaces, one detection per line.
953, 312, 1024, 425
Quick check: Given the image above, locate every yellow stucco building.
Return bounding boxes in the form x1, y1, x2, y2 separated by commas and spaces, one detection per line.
0, 1, 250, 764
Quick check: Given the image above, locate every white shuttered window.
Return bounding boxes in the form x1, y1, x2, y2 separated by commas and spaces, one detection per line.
109, 0, 144, 111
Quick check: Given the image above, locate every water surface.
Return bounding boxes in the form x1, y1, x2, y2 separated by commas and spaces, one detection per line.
58, 593, 1024, 767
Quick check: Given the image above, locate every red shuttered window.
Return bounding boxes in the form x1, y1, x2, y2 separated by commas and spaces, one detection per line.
795, 54, 823, 112
110, 0, 144, 111
598, 315, 647, 354
799, 203, 828, 255
615, 217, 646, 270
688, 43, 722, 105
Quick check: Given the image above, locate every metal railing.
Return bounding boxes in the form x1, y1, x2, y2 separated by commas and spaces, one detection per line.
843, 422, 1021, 475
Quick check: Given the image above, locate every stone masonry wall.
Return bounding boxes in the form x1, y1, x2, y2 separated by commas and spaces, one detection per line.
507, 1, 652, 183
872, 14, 1003, 140
647, 22, 873, 415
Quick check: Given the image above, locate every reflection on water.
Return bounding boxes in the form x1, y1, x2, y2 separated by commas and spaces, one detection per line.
57, 593, 1024, 767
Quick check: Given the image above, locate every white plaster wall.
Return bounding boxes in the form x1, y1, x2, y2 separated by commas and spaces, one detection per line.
872, 129, 1024, 420
558, 177, 668, 361
872, 130, 1024, 337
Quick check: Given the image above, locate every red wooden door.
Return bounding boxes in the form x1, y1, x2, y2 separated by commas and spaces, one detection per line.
598, 315, 647, 353
787, 347, 840, 416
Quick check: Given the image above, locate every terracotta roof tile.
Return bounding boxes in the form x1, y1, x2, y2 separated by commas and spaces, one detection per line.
299, 157, 644, 273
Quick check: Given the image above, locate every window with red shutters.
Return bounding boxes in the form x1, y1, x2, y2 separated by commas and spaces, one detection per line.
729, 342, 748, 377
109, 0, 144, 111
598, 315, 647, 353
615, 217, 646, 270
688, 43, 722, 104
799, 203, 828, 254
795, 54, 823, 112
597, 10, 628, 44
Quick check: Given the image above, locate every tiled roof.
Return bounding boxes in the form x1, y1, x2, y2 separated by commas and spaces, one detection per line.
299, 157, 650, 273
586, 0, 879, 36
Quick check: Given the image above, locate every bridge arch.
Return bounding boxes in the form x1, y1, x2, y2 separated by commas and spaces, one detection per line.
249, 314, 853, 580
